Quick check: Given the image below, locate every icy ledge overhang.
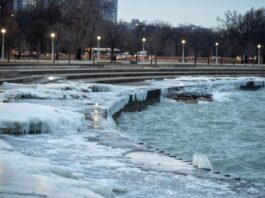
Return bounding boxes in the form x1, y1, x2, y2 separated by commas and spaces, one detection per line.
0, 103, 85, 135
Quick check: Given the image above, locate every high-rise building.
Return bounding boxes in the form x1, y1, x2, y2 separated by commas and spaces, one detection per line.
20, 0, 118, 22
3, 0, 23, 12
23, 0, 64, 8
14, 0, 23, 11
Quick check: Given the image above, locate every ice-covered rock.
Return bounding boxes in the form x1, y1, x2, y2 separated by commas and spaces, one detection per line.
91, 84, 113, 92
0, 103, 85, 134
192, 153, 213, 170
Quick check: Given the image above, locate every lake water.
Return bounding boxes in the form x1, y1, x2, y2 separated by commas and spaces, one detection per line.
118, 86, 265, 185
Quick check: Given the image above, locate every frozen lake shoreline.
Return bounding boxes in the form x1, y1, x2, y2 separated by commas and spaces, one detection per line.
0, 77, 265, 197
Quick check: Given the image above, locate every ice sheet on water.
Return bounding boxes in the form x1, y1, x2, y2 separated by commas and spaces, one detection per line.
0, 103, 85, 134
0, 139, 116, 198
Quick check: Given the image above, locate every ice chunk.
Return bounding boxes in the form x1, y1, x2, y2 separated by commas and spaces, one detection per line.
135, 89, 148, 102
0, 103, 85, 134
247, 187, 259, 194
192, 153, 213, 170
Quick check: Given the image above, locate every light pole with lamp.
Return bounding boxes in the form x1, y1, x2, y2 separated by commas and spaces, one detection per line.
97, 36, 101, 63
215, 42, 219, 65
1, 28, 6, 60
50, 33, 56, 63
257, 44, 261, 65
181, 40, 186, 63
142, 38, 146, 52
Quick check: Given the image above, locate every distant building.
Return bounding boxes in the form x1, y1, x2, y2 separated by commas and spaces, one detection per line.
20, 0, 118, 22
23, 0, 64, 8
14, 0, 23, 11
3, 0, 23, 12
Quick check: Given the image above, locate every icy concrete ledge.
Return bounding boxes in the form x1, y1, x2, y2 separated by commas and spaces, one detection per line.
112, 89, 161, 120
111, 80, 265, 120
0, 103, 84, 135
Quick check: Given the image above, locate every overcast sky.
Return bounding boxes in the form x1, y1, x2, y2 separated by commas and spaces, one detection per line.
118, 0, 265, 27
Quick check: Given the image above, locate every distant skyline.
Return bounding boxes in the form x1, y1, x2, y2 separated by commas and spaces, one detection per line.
118, 0, 265, 28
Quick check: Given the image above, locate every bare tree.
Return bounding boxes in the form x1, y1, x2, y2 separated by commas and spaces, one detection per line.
61, 0, 103, 60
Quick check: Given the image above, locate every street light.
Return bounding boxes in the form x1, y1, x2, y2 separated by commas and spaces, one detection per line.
215, 42, 219, 65
142, 38, 146, 52
257, 44, 262, 65
181, 39, 186, 63
50, 32, 56, 63
97, 36, 101, 63
1, 28, 6, 60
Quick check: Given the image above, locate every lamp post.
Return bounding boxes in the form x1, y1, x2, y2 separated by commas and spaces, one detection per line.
97, 36, 101, 63
215, 42, 219, 65
257, 44, 261, 65
181, 40, 186, 63
1, 28, 6, 60
50, 33, 56, 63
142, 38, 146, 52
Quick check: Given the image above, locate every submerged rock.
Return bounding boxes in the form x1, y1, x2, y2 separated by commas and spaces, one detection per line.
240, 81, 263, 91
168, 92, 213, 103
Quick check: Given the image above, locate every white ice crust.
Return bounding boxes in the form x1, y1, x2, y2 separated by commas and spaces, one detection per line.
0, 103, 85, 134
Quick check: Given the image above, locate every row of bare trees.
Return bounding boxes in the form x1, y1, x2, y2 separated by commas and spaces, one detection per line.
1, 0, 265, 63
218, 8, 265, 63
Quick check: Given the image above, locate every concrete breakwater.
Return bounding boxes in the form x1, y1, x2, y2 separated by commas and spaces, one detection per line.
112, 80, 265, 119
112, 89, 161, 120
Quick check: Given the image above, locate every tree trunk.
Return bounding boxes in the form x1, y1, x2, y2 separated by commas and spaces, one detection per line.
75, 48, 82, 60
88, 48, 92, 61
241, 54, 244, 64
261, 50, 265, 64
245, 54, 248, 64
111, 47, 115, 63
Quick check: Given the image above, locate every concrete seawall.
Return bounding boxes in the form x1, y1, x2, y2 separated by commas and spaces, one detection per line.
112, 80, 265, 120
113, 89, 161, 120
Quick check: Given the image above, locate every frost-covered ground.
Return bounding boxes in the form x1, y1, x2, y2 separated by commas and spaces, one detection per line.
0, 77, 265, 198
